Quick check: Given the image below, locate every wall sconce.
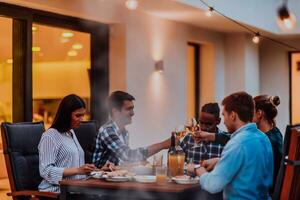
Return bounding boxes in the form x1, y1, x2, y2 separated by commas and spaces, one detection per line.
155, 60, 164, 73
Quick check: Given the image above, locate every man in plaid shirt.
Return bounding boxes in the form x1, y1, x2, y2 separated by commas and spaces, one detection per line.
180, 103, 230, 165
92, 91, 171, 168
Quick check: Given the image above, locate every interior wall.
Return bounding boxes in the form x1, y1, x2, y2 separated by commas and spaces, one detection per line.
291, 53, 300, 125
32, 61, 90, 98
200, 44, 215, 106
109, 24, 126, 93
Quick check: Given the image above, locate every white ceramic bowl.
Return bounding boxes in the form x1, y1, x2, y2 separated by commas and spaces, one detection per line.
134, 175, 156, 183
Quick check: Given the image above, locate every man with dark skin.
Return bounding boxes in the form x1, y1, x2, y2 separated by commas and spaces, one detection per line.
180, 103, 229, 166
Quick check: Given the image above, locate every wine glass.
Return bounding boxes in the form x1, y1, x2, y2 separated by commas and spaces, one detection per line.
191, 130, 207, 155
174, 125, 187, 141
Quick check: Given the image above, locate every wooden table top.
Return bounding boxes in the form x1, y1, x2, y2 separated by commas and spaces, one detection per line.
60, 178, 200, 193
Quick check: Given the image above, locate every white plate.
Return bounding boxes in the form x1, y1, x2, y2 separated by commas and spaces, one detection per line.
90, 171, 104, 179
172, 176, 199, 184
134, 175, 156, 183
104, 175, 129, 182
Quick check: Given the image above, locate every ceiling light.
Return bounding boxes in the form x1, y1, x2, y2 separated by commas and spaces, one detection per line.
277, 5, 296, 31
72, 43, 83, 50
60, 38, 69, 43
125, 0, 138, 10
32, 46, 41, 52
6, 58, 13, 64
68, 50, 78, 57
62, 32, 74, 38
32, 26, 37, 32
205, 7, 214, 17
252, 33, 260, 44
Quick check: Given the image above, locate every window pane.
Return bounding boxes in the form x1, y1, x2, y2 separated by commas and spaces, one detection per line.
0, 17, 13, 123
0, 16, 12, 180
32, 24, 91, 128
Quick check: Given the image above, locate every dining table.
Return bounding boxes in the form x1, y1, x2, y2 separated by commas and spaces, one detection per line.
59, 178, 223, 200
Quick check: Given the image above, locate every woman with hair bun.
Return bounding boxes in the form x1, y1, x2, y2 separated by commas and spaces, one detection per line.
253, 95, 283, 194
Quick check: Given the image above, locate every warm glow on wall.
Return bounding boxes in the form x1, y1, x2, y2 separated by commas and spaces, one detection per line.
147, 71, 167, 109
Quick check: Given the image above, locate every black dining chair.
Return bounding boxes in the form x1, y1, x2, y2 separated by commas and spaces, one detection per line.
73, 120, 98, 164
1, 121, 58, 200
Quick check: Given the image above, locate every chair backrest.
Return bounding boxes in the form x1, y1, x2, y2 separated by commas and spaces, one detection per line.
73, 121, 98, 163
280, 126, 300, 200
273, 124, 300, 200
0, 122, 45, 193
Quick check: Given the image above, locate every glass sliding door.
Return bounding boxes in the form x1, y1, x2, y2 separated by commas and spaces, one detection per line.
32, 24, 91, 128
0, 17, 13, 124
0, 16, 12, 180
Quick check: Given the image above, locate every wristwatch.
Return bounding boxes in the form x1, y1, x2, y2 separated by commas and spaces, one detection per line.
194, 164, 201, 174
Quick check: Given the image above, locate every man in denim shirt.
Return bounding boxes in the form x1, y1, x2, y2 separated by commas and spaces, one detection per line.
188, 91, 273, 199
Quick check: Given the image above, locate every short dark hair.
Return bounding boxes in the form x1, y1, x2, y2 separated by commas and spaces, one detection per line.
51, 94, 86, 133
254, 95, 280, 126
107, 91, 135, 115
201, 103, 220, 118
222, 91, 254, 123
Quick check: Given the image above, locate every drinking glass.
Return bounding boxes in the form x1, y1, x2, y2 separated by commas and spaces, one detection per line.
156, 165, 167, 184
153, 154, 163, 167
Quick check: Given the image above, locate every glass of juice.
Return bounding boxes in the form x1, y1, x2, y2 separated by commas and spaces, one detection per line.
156, 165, 167, 185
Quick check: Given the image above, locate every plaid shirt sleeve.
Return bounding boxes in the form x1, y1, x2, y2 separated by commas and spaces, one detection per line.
215, 131, 230, 145
93, 126, 148, 167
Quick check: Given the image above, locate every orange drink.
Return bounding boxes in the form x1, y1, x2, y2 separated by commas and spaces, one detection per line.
156, 165, 167, 184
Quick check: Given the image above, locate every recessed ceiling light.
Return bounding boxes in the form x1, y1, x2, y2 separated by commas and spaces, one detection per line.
60, 38, 69, 43
6, 58, 13, 64
32, 46, 41, 52
68, 50, 78, 57
32, 26, 37, 32
62, 32, 74, 38
72, 43, 83, 50
125, 0, 138, 10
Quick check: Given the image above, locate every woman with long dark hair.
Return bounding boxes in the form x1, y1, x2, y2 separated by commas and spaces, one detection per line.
253, 95, 283, 194
38, 94, 96, 193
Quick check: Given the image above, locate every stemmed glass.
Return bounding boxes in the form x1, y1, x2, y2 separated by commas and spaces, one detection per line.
191, 129, 207, 155
174, 125, 187, 141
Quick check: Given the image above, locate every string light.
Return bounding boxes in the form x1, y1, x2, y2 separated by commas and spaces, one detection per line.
277, 4, 296, 31
125, 0, 138, 10
252, 33, 260, 44
205, 7, 214, 17
199, 0, 300, 51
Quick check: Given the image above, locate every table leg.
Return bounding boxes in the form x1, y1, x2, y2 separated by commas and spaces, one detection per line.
60, 185, 68, 200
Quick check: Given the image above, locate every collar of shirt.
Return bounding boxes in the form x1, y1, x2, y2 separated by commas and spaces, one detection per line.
230, 123, 257, 139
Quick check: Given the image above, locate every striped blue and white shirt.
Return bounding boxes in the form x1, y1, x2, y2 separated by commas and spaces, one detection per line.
38, 128, 85, 193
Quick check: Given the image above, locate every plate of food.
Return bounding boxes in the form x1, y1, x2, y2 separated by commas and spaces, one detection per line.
172, 175, 199, 184
134, 175, 156, 183
90, 171, 104, 179
105, 176, 130, 182
102, 169, 134, 182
